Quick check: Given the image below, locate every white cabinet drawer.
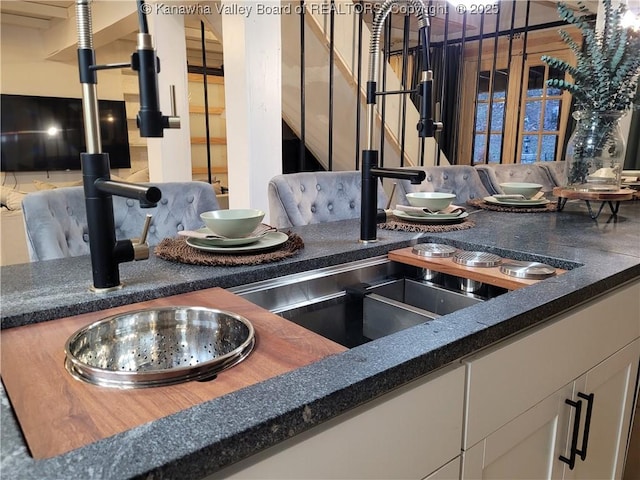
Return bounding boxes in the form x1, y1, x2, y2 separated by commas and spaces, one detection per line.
212, 363, 465, 479
464, 280, 640, 448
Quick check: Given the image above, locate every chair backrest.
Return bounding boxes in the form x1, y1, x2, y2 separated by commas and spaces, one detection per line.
395, 165, 490, 206
22, 181, 219, 261
535, 161, 566, 188
268, 171, 388, 228
474, 163, 557, 195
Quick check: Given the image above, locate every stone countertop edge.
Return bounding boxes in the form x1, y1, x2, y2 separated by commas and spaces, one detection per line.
1, 204, 640, 479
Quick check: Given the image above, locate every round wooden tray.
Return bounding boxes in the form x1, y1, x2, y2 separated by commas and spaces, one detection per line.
552, 187, 635, 201
553, 187, 637, 219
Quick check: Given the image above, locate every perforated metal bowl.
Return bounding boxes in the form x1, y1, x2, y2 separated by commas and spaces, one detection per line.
64, 307, 255, 389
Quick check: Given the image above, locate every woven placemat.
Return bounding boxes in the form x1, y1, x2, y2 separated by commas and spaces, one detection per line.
379, 218, 475, 232
467, 198, 557, 213
154, 233, 304, 266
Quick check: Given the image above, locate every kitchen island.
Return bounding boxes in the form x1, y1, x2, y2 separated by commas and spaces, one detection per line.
2, 200, 639, 479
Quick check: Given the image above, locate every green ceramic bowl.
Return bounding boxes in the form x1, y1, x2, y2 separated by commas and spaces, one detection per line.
499, 182, 543, 199
200, 209, 265, 238
406, 192, 456, 211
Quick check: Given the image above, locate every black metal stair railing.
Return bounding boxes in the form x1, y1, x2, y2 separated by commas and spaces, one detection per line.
290, 0, 569, 171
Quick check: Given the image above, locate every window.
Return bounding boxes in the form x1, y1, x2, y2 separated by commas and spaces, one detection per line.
517, 62, 570, 163
473, 69, 508, 164
458, 28, 577, 165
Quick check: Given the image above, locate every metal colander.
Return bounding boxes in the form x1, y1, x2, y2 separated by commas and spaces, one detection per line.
64, 307, 255, 389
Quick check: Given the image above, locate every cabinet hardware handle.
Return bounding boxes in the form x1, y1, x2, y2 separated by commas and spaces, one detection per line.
576, 392, 595, 461
559, 398, 583, 470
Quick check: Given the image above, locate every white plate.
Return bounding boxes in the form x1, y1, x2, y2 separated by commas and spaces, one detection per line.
188, 228, 264, 246
484, 196, 550, 207
392, 210, 469, 223
186, 231, 289, 253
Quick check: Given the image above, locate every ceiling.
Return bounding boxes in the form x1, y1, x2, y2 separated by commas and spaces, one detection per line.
0, 1, 603, 67
0, 0, 223, 68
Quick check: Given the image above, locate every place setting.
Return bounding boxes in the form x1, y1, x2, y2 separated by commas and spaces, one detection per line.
380, 192, 476, 232
468, 182, 557, 213
155, 208, 304, 266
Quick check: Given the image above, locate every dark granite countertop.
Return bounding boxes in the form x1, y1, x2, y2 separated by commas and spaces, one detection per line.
2, 200, 640, 479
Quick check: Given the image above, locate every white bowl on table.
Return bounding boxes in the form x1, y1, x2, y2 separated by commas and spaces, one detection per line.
200, 209, 265, 238
406, 192, 457, 212
499, 182, 543, 199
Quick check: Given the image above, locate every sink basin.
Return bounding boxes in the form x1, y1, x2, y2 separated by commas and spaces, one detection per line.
64, 307, 255, 388
231, 257, 494, 348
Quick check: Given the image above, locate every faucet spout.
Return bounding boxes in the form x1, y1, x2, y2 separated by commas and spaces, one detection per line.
370, 167, 426, 185
360, 150, 425, 243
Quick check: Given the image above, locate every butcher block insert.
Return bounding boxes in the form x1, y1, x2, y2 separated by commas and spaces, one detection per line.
0, 288, 346, 459
388, 247, 566, 290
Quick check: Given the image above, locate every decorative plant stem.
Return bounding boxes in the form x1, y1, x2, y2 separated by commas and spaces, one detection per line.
541, 0, 640, 112
542, 1, 638, 190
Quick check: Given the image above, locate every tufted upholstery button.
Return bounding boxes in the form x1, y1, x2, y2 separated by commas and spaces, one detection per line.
463, 174, 469, 180
337, 182, 344, 191
327, 203, 333, 211
443, 174, 448, 180
149, 225, 156, 233
509, 172, 515, 177
349, 201, 355, 209
316, 184, 321, 191
310, 205, 316, 213
427, 175, 433, 182
176, 224, 184, 231
126, 199, 135, 207
186, 195, 194, 203
161, 198, 168, 205
300, 184, 305, 192
83, 233, 89, 243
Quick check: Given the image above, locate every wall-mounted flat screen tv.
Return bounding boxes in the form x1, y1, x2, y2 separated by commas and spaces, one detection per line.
0, 93, 131, 172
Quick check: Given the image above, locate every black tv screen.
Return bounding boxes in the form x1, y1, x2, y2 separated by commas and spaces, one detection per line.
0, 94, 131, 172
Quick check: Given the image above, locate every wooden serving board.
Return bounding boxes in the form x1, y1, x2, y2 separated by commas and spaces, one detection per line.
388, 247, 566, 291
553, 187, 636, 201
0, 288, 346, 460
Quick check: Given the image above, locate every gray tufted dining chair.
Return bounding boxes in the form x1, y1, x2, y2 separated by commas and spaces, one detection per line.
395, 165, 491, 206
535, 161, 566, 189
21, 181, 219, 261
474, 163, 558, 195
268, 171, 388, 228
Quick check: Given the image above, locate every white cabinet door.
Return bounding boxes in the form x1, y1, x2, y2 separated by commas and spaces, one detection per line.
462, 382, 574, 480
463, 339, 640, 480
464, 281, 640, 449
561, 339, 640, 480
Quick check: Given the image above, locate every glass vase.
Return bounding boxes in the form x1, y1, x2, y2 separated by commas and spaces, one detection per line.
564, 110, 626, 191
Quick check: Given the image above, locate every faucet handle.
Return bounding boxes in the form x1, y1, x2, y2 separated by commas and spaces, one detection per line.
165, 85, 181, 129
133, 214, 153, 260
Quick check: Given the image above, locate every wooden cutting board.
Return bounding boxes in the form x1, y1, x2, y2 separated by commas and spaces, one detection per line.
388, 247, 566, 291
0, 288, 346, 459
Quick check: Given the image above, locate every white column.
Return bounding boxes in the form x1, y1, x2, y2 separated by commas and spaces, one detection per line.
220, 0, 282, 219
145, 12, 192, 182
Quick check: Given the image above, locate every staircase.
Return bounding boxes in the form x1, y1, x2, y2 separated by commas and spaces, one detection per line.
280, 2, 445, 173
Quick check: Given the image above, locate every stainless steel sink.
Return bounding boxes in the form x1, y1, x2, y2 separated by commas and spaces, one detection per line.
230, 256, 494, 348
64, 307, 255, 388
